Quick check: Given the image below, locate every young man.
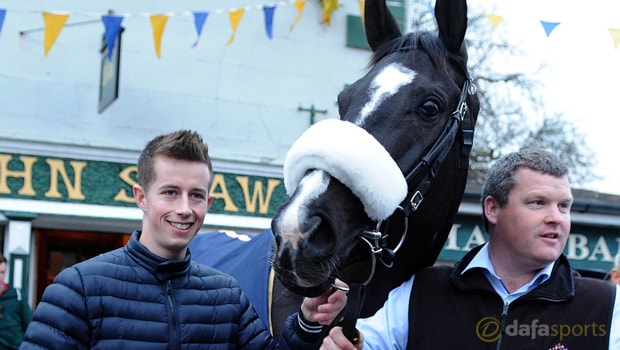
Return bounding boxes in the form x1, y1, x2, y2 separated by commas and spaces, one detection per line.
21, 130, 347, 349
321, 148, 620, 349
0, 253, 32, 350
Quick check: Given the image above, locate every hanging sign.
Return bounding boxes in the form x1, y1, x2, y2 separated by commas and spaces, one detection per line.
98, 27, 124, 113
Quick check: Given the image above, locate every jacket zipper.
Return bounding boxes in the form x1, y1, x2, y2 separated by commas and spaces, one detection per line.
166, 280, 181, 350
496, 297, 511, 350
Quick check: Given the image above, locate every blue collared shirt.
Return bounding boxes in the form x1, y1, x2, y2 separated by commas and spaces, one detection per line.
462, 244, 554, 304
357, 245, 620, 349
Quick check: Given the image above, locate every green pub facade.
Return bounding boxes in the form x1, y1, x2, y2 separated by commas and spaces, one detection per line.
1, 148, 619, 307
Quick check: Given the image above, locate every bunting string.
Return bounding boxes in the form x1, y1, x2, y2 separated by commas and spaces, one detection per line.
1, 1, 619, 59
4, 0, 326, 58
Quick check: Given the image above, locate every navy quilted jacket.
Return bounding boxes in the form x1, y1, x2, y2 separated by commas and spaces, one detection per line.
20, 231, 319, 350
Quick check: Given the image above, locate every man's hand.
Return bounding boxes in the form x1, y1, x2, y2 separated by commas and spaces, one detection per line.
300, 279, 348, 325
319, 326, 364, 350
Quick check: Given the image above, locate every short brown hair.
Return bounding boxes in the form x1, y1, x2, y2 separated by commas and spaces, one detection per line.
481, 148, 569, 231
137, 130, 214, 191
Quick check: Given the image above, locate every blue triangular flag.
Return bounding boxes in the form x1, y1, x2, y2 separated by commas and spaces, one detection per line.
263, 5, 276, 40
540, 21, 560, 37
192, 11, 209, 47
101, 15, 123, 61
0, 9, 6, 35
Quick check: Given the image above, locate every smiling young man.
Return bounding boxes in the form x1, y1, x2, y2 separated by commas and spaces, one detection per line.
21, 130, 347, 350
321, 149, 620, 350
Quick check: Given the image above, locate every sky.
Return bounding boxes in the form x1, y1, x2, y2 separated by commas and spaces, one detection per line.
467, 0, 620, 195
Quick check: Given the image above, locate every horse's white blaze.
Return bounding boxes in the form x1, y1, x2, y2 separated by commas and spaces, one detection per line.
358, 63, 416, 124
278, 170, 330, 250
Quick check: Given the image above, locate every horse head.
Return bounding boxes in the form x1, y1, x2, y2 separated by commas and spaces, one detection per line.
271, 0, 480, 315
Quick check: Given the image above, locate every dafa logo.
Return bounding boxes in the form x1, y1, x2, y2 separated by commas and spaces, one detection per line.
475, 317, 607, 342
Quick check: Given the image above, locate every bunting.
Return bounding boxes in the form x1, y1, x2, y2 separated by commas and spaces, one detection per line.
321, 0, 339, 26
101, 15, 123, 61
358, 0, 364, 27
0, 9, 6, 36
227, 8, 245, 45
484, 14, 503, 28
42, 12, 70, 56
263, 5, 276, 40
150, 14, 169, 58
3, 2, 619, 60
609, 28, 620, 49
192, 11, 209, 47
289, 1, 306, 32
540, 21, 561, 37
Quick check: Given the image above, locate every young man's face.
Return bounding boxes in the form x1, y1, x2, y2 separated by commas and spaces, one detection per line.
133, 155, 213, 260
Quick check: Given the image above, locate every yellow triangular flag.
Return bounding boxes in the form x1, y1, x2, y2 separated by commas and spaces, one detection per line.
227, 8, 245, 45
358, 0, 365, 27
321, 0, 339, 26
609, 28, 620, 49
150, 14, 169, 59
290, 1, 306, 32
484, 14, 503, 28
42, 12, 70, 56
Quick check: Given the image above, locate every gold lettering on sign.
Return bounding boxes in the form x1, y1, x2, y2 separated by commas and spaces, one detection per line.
114, 165, 137, 203
44, 159, 86, 200
210, 174, 239, 212
0, 155, 37, 196
235, 176, 280, 214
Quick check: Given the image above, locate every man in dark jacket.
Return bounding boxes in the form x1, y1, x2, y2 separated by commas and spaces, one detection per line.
20, 130, 347, 349
322, 149, 619, 349
0, 253, 32, 350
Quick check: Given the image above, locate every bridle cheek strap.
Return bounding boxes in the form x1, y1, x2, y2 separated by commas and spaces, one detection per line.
283, 119, 407, 221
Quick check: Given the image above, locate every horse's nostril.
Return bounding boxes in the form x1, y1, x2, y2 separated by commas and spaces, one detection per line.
277, 241, 295, 270
303, 225, 336, 257
299, 215, 320, 235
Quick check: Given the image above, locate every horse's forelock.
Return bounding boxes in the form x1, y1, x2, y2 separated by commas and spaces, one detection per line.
369, 31, 451, 75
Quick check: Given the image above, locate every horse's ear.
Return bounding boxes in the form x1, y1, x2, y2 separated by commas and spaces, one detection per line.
435, 0, 468, 54
364, 0, 402, 52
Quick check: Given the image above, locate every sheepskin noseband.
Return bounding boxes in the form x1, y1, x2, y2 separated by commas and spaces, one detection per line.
283, 119, 407, 221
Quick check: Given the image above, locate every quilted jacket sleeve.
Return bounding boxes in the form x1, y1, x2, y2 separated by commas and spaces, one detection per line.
278, 312, 326, 350
236, 290, 325, 349
20, 267, 90, 350
234, 290, 279, 349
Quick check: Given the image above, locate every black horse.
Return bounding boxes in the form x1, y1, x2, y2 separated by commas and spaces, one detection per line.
270, 0, 480, 322
193, 0, 480, 339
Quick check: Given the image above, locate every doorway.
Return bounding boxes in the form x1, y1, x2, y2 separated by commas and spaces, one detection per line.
34, 229, 129, 306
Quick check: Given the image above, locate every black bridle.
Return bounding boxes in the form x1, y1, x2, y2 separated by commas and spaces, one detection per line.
332, 57, 478, 345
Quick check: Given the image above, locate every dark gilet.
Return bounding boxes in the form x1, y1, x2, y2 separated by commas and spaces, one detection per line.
407, 246, 615, 350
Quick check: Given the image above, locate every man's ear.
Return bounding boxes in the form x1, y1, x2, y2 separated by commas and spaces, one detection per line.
207, 196, 214, 210
483, 196, 499, 226
611, 268, 620, 285
133, 184, 147, 211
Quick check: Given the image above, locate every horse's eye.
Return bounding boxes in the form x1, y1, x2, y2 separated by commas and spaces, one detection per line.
420, 100, 440, 118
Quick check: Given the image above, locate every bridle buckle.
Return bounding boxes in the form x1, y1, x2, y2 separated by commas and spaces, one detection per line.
409, 191, 423, 211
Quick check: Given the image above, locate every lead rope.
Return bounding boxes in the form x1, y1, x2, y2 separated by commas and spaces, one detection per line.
338, 283, 365, 344
315, 231, 383, 348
